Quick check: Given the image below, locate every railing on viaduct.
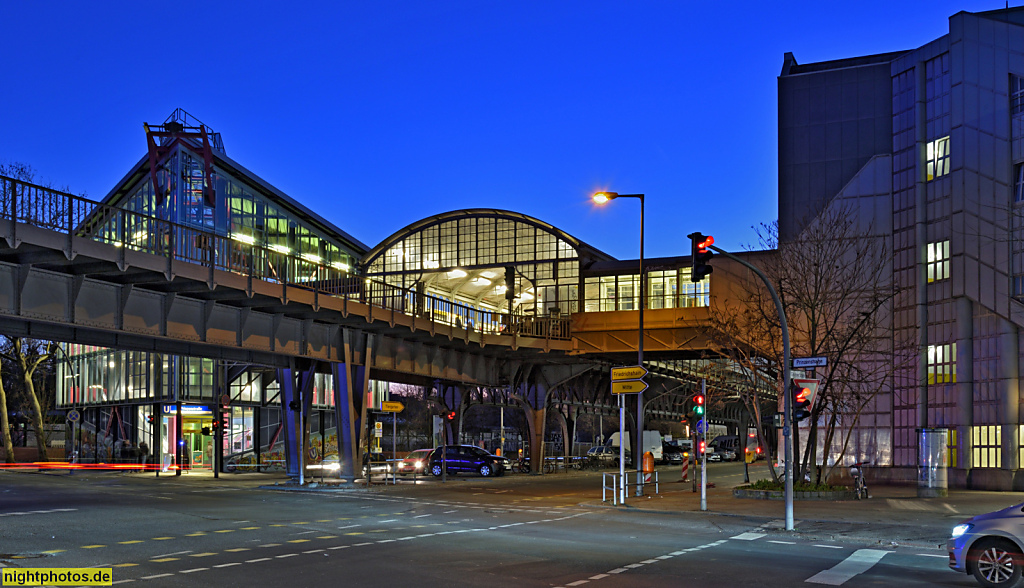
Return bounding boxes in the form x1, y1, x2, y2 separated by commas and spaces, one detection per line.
0, 176, 570, 342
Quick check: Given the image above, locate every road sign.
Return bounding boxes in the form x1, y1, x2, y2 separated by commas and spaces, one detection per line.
381, 401, 405, 413
611, 366, 648, 381
67, 409, 80, 423
696, 418, 707, 435
793, 357, 827, 368
374, 422, 383, 438
611, 379, 648, 394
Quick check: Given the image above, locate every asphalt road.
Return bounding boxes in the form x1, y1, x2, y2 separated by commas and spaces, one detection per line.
0, 464, 972, 587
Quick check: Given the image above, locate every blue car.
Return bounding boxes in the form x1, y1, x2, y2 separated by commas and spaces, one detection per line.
949, 502, 1024, 587
427, 445, 505, 477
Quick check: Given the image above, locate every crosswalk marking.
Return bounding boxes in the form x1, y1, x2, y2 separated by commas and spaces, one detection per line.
806, 549, 890, 585
731, 532, 766, 541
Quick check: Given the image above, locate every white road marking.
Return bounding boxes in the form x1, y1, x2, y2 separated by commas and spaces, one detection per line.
731, 532, 767, 541
813, 545, 844, 549
413, 514, 431, 518
769, 540, 796, 545
567, 581, 589, 586
916, 553, 947, 558
179, 568, 208, 573
245, 558, 272, 563
589, 574, 608, 580
806, 549, 890, 585
944, 504, 959, 513
213, 563, 241, 568
140, 574, 173, 580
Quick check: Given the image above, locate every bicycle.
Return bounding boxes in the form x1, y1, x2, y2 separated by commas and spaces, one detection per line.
851, 462, 869, 499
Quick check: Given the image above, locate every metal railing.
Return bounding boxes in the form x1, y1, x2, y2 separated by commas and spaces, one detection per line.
0, 175, 571, 342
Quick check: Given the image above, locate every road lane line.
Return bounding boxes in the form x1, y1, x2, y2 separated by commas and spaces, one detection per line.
225, 548, 250, 553
916, 553, 947, 558
589, 575, 608, 580
276, 554, 298, 558
180, 568, 209, 573
213, 563, 241, 568
246, 558, 272, 563
140, 574, 173, 580
814, 545, 844, 549
769, 540, 795, 545
566, 581, 589, 586
806, 549, 890, 585
731, 532, 766, 541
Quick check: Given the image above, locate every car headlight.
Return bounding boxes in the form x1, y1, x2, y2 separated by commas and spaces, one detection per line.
951, 523, 973, 538
414, 461, 422, 468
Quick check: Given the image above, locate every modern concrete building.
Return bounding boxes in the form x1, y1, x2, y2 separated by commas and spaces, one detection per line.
779, 6, 1024, 489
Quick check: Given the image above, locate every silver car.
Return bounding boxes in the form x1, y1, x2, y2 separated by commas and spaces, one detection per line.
949, 502, 1024, 587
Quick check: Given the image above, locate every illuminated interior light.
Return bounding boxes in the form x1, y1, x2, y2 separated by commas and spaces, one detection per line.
423, 258, 440, 269
301, 253, 322, 264
480, 270, 498, 279
132, 230, 147, 242
331, 261, 351, 272
448, 269, 467, 279
269, 244, 291, 254
495, 285, 508, 295
471, 277, 491, 286
519, 292, 534, 301
231, 232, 255, 245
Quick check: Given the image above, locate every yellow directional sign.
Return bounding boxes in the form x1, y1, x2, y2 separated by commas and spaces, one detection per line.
381, 401, 405, 413
611, 379, 648, 395
611, 366, 648, 381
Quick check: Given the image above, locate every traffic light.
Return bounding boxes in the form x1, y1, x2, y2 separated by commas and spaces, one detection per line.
445, 411, 456, 421
211, 419, 221, 433
699, 439, 706, 455
201, 426, 211, 436
687, 232, 714, 283
146, 414, 155, 425
792, 381, 812, 422
692, 393, 705, 417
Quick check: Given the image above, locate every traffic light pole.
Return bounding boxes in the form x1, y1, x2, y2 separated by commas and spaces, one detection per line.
700, 379, 707, 511
707, 244, 794, 531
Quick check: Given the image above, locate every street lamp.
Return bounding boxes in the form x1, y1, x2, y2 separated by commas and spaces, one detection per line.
593, 191, 646, 496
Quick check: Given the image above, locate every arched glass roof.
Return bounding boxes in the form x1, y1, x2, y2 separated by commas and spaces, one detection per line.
363, 209, 610, 315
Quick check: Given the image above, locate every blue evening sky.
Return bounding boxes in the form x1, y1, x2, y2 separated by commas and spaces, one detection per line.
0, 1, 1005, 260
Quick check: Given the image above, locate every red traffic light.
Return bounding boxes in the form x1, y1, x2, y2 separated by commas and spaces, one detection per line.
699, 440, 706, 454
445, 411, 456, 421
697, 234, 714, 252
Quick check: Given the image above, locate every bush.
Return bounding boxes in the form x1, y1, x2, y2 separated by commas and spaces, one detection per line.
743, 479, 845, 492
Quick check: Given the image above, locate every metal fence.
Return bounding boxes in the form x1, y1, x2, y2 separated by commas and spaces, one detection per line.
1, 175, 571, 341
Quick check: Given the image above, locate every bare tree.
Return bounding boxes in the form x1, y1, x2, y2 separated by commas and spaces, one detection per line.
702, 206, 902, 484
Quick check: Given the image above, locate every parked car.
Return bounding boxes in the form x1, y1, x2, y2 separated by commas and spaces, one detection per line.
715, 449, 738, 462
706, 451, 722, 462
661, 443, 684, 465
587, 445, 619, 465
949, 502, 1024, 587
395, 449, 433, 475
427, 445, 505, 477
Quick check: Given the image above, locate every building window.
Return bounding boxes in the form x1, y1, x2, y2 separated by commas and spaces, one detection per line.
926, 136, 950, 181
947, 429, 958, 468
1015, 164, 1024, 203
973, 425, 1001, 468
927, 342, 956, 384
927, 240, 950, 282
1013, 75, 1024, 115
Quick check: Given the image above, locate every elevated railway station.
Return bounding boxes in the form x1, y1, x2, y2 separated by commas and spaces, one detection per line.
0, 110, 775, 479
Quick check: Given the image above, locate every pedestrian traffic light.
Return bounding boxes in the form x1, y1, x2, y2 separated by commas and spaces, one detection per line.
792, 381, 812, 422
692, 393, 705, 417
146, 414, 155, 425
687, 232, 714, 283
699, 439, 706, 455
445, 411, 456, 421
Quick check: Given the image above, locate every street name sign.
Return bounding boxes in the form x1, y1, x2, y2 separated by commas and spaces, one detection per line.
611, 366, 648, 381
793, 357, 827, 368
381, 401, 405, 413
611, 379, 648, 395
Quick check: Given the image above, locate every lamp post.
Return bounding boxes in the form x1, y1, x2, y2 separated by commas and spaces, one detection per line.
593, 191, 645, 496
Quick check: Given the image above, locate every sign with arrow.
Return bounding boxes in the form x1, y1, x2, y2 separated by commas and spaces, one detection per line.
611, 366, 648, 381
381, 401, 405, 413
611, 379, 648, 395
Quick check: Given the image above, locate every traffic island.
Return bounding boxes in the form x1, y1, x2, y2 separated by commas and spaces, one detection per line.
733, 482, 856, 501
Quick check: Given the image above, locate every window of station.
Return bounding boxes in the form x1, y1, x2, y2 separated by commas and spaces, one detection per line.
973, 425, 1001, 468
1014, 163, 1024, 204
926, 136, 950, 181
926, 342, 956, 385
926, 240, 950, 282
583, 270, 708, 312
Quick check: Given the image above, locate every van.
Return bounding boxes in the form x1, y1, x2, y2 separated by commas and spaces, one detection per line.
607, 431, 662, 462
708, 433, 762, 461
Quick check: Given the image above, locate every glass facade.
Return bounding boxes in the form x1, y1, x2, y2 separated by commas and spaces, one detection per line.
365, 213, 581, 317
583, 269, 709, 312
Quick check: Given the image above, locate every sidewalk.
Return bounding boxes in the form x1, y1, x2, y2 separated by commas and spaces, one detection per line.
589, 475, 1022, 549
